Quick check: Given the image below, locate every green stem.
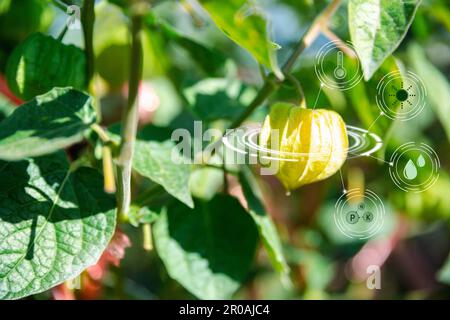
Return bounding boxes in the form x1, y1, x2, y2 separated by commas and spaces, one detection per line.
52, 0, 68, 11
228, 0, 342, 129
81, 0, 95, 87
116, 6, 145, 221
57, 24, 69, 41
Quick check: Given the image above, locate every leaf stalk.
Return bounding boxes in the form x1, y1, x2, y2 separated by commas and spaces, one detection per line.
116, 3, 146, 221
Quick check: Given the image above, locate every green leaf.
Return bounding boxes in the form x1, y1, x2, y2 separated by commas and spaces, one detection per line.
0, 93, 14, 122
345, 56, 403, 152
408, 43, 450, 143
146, 15, 227, 76
183, 78, 256, 122
133, 140, 193, 208
198, 0, 282, 78
129, 205, 160, 227
6, 33, 86, 100
0, 87, 96, 161
437, 255, 450, 285
239, 170, 290, 280
0, 152, 116, 300
94, 1, 130, 88
0, 0, 54, 45
189, 166, 223, 201
348, 0, 421, 80
153, 195, 258, 299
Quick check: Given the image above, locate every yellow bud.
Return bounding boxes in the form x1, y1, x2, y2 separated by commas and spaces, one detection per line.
259, 102, 348, 191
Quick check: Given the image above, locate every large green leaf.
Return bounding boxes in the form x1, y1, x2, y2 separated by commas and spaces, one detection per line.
0, 87, 96, 161
408, 43, 450, 143
6, 33, 86, 100
153, 195, 258, 299
239, 170, 290, 281
0, 0, 54, 45
183, 78, 256, 122
198, 0, 282, 78
348, 0, 421, 80
146, 14, 227, 76
0, 152, 116, 300
133, 140, 193, 208
345, 56, 403, 157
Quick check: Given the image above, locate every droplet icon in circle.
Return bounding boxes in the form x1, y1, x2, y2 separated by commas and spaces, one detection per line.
403, 155, 426, 180
389, 142, 440, 192
404, 159, 417, 180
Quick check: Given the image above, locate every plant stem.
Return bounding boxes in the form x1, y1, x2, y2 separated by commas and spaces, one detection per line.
81, 0, 95, 87
229, 0, 342, 129
57, 24, 69, 41
116, 6, 145, 221
91, 123, 112, 144
102, 146, 116, 194
52, 0, 68, 11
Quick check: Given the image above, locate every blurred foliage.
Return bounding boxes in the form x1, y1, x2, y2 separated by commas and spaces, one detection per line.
0, 0, 449, 300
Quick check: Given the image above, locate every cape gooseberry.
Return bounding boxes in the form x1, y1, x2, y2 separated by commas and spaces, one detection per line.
258, 102, 348, 191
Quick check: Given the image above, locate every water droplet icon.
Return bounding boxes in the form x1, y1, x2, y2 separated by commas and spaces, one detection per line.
417, 154, 426, 167
404, 159, 417, 180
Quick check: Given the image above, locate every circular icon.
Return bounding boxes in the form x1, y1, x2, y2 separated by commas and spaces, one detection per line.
314, 40, 363, 90
346, 211, 360, 224
334, 188, 385, 240
376, 71, 427, 121
362, 211, 374, 223
389, 142, 440, 192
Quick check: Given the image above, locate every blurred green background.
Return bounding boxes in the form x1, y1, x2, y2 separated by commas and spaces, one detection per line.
0, 0, 449, 299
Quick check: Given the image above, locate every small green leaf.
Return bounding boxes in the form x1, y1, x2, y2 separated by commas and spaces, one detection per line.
6, 33, 86, 100
239, 170, 290, 280
129, 205, 160, 227
183, 78, 256, 122
0, 93, 14, 121
0, 152, 116, 300
198, 0, 282, 78
408, 43, 450, 143
0, 87, 96, 161
153, 195, 258, 299
348, 0, 421, 80
437, 255, 450, 285
133, 140, 193, 208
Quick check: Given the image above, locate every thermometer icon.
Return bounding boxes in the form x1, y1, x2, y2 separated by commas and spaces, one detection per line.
334, 51, 347, 79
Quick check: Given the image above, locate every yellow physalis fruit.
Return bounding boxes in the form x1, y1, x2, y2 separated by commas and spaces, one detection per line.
259, 102, 348, 191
